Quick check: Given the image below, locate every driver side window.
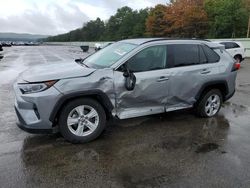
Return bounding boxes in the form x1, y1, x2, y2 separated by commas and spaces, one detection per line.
126, 45, 167, 72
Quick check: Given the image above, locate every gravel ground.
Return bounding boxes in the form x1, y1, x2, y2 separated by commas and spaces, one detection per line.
0, 45, 250, 188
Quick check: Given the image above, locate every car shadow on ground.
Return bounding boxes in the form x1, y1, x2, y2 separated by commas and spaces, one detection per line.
21, 109, 230, 161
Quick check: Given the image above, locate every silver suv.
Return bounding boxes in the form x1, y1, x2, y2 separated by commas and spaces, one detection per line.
14, 38, 238, 143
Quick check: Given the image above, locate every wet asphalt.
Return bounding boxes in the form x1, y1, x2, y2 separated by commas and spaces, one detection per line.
0, 46, 250, 188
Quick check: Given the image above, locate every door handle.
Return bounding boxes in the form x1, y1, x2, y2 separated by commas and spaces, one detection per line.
157, 76, 169, 82
200, 69, 211, 74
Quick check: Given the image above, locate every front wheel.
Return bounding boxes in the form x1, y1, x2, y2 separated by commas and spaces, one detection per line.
195, 89, 222, 118
59, 98, 106, 143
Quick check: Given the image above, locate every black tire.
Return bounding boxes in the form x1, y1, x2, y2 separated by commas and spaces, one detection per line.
59, 98, 106, 143
195, 89, 222, 118
234, 55, 242, 63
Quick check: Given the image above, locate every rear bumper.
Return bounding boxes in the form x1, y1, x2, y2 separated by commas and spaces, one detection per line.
224, 89, 235, 101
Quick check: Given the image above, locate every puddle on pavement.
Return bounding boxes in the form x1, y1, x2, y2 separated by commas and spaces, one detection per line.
20, 112, 231, 171
239, 83, 250, 87
195, 143, 219, 153
2, 105, 239, 188
222, 102, 249, 117
223, 102, 248, 111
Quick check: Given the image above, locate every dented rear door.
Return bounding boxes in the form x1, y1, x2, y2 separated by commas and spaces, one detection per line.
166, 44, 220, 111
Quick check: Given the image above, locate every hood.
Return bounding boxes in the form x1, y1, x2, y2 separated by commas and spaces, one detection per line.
19, 61, 96, 83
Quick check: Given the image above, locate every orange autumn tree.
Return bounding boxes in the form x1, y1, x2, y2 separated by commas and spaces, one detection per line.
145, 4, 168, 37
146, 0, 208, 38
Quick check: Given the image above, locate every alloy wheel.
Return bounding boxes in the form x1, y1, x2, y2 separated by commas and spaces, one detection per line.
205, 94, 221, 117
67, 105, 99, 136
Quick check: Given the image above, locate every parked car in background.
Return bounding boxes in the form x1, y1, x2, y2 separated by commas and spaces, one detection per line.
80, 45, 89, 52
95, 42, 113, 51
14, 38, 239, 143
214, 41, 246, 63
1, 42, 12, 47
0, 44, 3, 60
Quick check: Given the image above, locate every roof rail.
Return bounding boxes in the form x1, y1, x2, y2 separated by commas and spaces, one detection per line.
141, 38, 211, 45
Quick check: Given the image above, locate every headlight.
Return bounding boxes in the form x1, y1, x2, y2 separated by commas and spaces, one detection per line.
18, 80, 57, 94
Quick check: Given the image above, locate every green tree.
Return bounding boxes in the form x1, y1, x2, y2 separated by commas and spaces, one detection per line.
132, 9, 149, 37
102, 6, 149, 40
205, 0, 249, 38
83, 18, 105, 41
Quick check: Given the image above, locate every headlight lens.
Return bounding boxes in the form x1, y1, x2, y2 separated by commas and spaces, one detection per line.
18, 80, 57, 94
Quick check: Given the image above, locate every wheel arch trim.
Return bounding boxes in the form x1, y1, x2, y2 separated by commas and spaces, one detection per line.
195, 80, 229, 102
49, 90, 114, 122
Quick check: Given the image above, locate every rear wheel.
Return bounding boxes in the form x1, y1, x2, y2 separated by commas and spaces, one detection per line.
59, 98, 106, 143
195, 89, 222, 118
234, 55, 242, 63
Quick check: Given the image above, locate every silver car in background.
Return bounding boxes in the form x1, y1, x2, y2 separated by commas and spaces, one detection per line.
14, 38, 238, 143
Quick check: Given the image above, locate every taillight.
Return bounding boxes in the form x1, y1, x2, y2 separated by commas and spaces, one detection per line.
232, 62, 240, 71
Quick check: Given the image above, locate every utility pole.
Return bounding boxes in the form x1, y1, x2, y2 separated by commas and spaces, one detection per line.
247, 16, 250, 38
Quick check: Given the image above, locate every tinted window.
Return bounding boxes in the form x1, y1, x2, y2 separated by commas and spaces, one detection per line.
220, 42, 231, 49
202, 45, 220, 63
232, 42, 240, 48
220, 42, 240, 49
126, 45, 167, 72
168, 44, 199, 67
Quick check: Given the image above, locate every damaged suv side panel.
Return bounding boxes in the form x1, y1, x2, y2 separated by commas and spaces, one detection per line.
14, 38, 238, 143
54, 68, 116, 109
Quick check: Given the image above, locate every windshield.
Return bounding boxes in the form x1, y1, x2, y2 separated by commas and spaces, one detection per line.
84, 42, 137, 69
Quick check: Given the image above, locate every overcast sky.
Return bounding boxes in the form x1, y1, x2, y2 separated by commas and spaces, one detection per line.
0, 0, 167, 36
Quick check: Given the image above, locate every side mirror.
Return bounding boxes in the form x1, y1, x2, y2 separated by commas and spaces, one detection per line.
75, 58, 83, 63
122, 64, 136, 91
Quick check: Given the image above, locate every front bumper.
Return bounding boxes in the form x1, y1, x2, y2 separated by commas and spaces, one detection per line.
14, 83, 63, 134
15, 107, 53, 134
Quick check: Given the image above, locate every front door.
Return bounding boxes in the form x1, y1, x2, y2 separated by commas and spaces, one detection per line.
114, 45, 171, 119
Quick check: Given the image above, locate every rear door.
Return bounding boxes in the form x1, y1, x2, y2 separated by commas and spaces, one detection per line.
166, 44, 220, 111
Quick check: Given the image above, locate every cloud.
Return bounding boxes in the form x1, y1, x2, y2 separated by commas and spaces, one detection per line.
76, 0, 168, 19
0, 0, 168, 35
0, 1, 89, 35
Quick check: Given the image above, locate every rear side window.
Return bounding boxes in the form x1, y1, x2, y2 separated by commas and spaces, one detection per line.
168, 44, 199, 67
202, 45, 220, 63
232, 42, 240, 48
220, 42, 240, 49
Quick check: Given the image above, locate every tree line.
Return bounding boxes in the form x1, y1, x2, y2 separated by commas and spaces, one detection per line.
45, 0, 250, 42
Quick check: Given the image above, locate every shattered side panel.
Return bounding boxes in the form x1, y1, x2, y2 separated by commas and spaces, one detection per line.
54, 68, 116, 108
